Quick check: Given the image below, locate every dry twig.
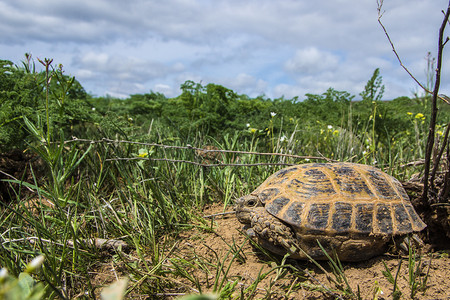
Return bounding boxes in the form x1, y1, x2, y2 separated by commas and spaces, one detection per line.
377, 0, 450, 202
66, 137, 335, 167
377, 0, 450, 105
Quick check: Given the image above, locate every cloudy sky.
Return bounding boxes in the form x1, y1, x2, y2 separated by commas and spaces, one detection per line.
1, 0, 449, 100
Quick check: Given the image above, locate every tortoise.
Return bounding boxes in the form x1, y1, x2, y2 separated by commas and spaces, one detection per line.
235, 162, 426, 261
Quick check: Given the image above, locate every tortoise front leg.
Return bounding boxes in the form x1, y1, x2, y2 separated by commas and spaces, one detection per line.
247, 207, 298, 256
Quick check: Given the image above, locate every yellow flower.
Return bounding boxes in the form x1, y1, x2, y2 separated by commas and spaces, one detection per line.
333, 129, 339, 136
415, 113, 425, 119
138, 149, 149, 158
407, 112, 413, 115
249, 128, 257, 134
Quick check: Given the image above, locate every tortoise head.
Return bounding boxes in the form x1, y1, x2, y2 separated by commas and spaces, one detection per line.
235, 194, 263, 224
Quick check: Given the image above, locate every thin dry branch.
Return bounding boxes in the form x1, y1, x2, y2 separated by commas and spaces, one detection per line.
2, 236, 129, 252
377, 0, 450, 105
202, 211, 235, 218
422, 2, 450, 201
106, 157, 299, 167
378, 0, 450, 202
0, 170, 35, 192
430, 122, 450, 186
67, 136, 335, 166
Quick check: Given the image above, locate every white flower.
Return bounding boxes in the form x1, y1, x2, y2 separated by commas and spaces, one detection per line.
91, 107, 96, 111
305, 158, 310, 162
327, 125, 333, 130
280, 135, 287, 142
270, 112, 277, 117
246, 123, 250, 127
26, 255, 45, 273
0, 268, 8, 280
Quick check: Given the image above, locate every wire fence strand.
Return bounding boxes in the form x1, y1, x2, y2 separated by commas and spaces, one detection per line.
67, 136, 335, 167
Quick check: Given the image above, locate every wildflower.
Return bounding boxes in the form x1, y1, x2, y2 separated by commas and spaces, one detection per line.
138, 149, 149, 158
128, 117, 133, 122
246, 123, 250, 127
280, 135, 287, 142
333, 130, 339, 136
289, 117, 294, 122
407, 112, 413, 116
305, 158, 310, 162
92, 107, 96, 111
249, 128, 257, 134
0, 268, 7, 282
415, 113, 425, 120
437, 130, 444, 136
25, 255, 45, 273
362, 151, 367, 155
270, 112, 277, 117
327, 125, 333, 130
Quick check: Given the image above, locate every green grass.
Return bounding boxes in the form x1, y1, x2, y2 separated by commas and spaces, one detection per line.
0, 126, 431, 298
0, 114, 433, 298
0, 58, 446, 299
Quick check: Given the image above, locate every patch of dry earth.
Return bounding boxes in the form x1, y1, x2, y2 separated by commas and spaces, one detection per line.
174, 204, 450, 299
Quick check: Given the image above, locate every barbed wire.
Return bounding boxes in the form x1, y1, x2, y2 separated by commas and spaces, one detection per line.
104, 157, 300, 167
67, 136, 335, 167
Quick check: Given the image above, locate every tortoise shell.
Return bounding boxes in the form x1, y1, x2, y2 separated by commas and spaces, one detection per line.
252, 162, 426, 236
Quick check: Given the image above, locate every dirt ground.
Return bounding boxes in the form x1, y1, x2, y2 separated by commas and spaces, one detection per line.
172, 204, 450, 300
2, 151, 449, 299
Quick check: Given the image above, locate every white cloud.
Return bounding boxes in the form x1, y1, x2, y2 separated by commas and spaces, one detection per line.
0, 0, 449, 100
217, 73, 268, 97
154, 84, 174, 96
273, 84, 306, 100
285, 48, 340, 75
75, 69, 94, 80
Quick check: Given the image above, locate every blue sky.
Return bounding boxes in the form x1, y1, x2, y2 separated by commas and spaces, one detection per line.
1, 0, 449, 100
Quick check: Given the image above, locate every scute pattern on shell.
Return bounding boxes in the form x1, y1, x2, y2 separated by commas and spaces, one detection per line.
253, 162, 426, 236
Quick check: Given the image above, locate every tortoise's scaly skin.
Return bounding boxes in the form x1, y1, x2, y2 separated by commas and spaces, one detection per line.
235, 162, 426, 261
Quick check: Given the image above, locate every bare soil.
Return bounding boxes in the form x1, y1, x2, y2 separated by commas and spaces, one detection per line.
0, 149, 46, 203
173, 204, 450, 300
1, 150, 449, 299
